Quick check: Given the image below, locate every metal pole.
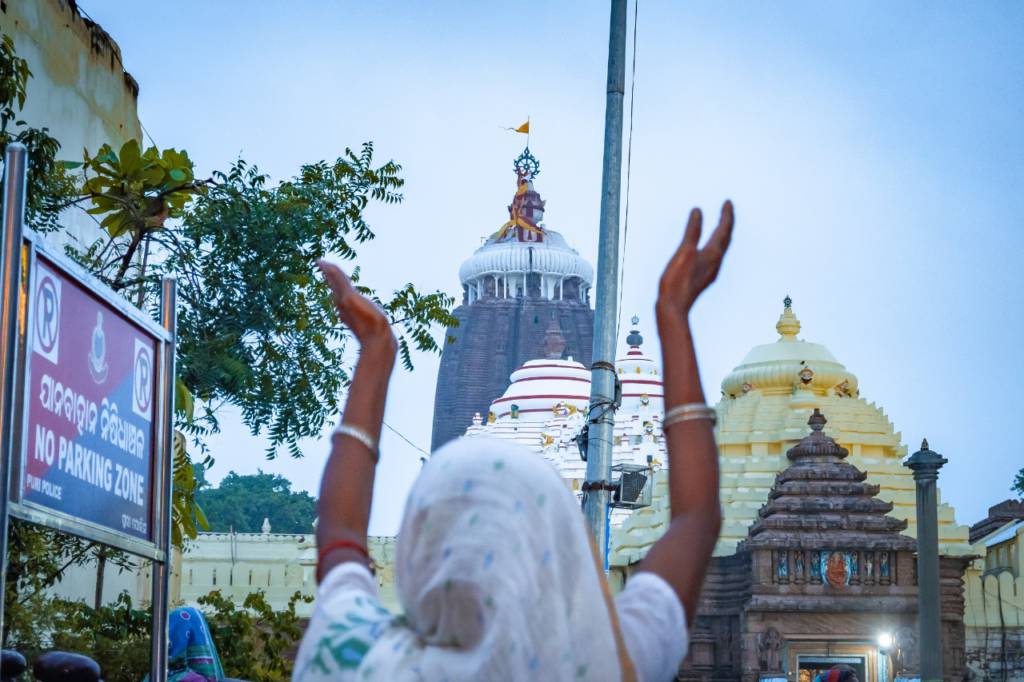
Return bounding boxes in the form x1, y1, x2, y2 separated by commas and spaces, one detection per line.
0, 143, 28, 639
584, 0, 627, 554
149, 276, 177, 682
905, 438, 946, 681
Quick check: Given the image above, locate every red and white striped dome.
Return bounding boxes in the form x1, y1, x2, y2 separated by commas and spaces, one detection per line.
488, 358, 591, 421
617, 319, 663, 414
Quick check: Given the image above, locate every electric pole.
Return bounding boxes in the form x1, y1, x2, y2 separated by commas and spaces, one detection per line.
583, 0, 627, 565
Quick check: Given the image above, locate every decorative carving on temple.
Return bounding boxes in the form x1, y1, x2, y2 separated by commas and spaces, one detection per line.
893, 625, 919, 677
543, 314, 567, 359
756, 627, 783, 672
494, 148, 545, 242
745, 409, 915, 560
673, 409, 972, 681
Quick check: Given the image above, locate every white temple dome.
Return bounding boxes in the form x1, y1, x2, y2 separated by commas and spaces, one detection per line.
488, 358, 590, 421
720, 297, 858, 400
457, 152, 594, 305
616, 318, 663, 414
458, 229, 594, 288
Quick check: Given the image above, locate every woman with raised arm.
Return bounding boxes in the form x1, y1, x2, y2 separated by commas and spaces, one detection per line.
293, 201, 734, 682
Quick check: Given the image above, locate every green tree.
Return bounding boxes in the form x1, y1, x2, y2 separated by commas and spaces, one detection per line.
198, 589, 311, 682
0, 31, 452, 667
196, 471, 317, 534
1014, 467, 1023, 497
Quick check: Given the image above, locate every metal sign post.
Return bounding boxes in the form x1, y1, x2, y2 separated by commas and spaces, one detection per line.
0, 144, 176, 681
0, 142, 28, 637
150, 276, 176, 682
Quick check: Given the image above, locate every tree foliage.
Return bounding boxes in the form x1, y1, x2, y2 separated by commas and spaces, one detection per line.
195, 471, 316, 534
2, 518, 134, 648
158, 152, 456, 456
1014, 467, 1023, 498
0, 32, 446, 673
198, 589, 311, 682
5, 591, 150, 682
5, 585, 309, 682
66, 142, 456, 460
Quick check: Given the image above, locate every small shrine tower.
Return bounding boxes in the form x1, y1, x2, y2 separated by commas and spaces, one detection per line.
431, 149, 595, 450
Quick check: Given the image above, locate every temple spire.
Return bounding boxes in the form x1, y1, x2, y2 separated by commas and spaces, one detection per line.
776, 294, 801, 339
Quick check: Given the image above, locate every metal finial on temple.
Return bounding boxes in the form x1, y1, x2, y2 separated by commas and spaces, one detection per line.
513, 147, 540, 180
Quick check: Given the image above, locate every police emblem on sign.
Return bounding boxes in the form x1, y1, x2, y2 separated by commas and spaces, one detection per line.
132, 338, 153, 421
33, 266, 61, 364
88, 311, 109, 384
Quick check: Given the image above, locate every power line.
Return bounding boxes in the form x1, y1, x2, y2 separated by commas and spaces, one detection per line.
616, 0, 639, 343
383, 421, 430, 460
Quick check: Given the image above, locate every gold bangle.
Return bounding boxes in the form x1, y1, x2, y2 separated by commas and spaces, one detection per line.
663, 403, 717, 428
333, 423, 379, 460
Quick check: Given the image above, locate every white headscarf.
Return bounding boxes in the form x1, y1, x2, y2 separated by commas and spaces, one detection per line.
358, 437, 627, 681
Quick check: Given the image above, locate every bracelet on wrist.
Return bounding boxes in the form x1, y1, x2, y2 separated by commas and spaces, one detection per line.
333, 422, 379, 461
317, 539, 375, 582
663, 402, 717, 429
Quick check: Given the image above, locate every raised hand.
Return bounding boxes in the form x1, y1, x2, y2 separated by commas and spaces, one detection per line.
317, 259, 397, 354
656, 201, 734, 320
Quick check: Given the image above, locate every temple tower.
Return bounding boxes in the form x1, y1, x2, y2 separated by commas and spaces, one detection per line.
609, 297, 971, 568
431, 149, 595, 450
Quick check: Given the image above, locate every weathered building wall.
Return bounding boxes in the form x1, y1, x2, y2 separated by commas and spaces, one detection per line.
0, 0, 142, 248
964, 566, 1024, 678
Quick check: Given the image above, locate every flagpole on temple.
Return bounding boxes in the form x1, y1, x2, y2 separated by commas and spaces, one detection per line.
583, 0, 627, 564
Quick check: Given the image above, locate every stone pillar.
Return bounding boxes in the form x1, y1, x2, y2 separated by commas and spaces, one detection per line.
905, 438, 947, 682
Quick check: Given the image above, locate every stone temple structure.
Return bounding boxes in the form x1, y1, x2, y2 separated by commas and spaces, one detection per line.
464, 318, 665, 535
431, 148, 595, 450
678, 409, 971, 680
612, 298, 972, 564
459, 296, 993, 678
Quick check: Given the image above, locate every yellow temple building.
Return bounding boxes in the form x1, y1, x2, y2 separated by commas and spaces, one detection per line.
610, 297, 972, 568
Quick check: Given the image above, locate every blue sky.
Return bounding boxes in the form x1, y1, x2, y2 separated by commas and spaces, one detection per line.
81, 1, 1023, 535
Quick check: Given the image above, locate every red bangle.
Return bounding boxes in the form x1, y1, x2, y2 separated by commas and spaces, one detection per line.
317, 539, 372, 582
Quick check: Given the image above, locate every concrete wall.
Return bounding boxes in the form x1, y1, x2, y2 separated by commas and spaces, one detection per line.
964, 523, 1024, 680
171, 532, 400, 618
0, 0, 142, 249
45, 554, 149, 608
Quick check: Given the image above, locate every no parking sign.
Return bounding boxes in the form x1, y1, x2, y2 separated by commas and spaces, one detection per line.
21, 256, 159, 541
0, 144, 176, 679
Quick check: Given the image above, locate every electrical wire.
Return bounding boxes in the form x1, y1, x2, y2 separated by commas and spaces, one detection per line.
616, 0, 640, 344
383, 420, 430, 460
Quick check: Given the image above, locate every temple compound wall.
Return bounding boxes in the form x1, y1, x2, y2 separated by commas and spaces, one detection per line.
0, 0, 142, 249
963, 501, 1024, 680
170, 529, 400, 618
